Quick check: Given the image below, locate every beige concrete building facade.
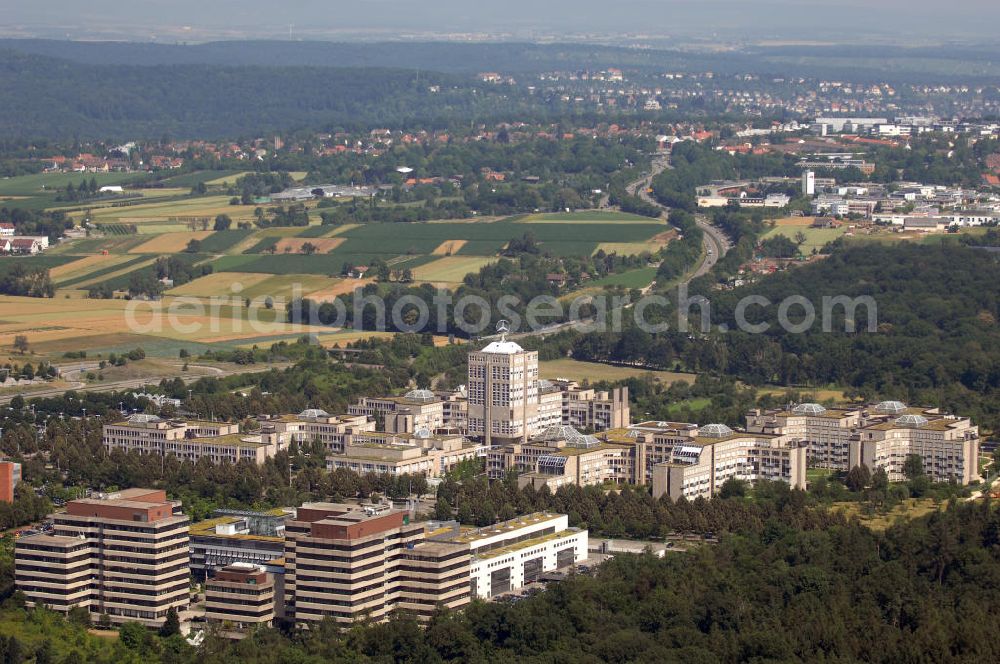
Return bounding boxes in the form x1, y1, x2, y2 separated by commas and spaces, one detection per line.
747, 401, 980, 485
649, 426, 808, 501
205, 563, 276, 628
746, 403, 863, 470
326, 430, 484, 478
284, 504, 470, 624
259, 410, 374, 454
850, 406, 979, 484
103, 414, 277, 464
467, 338, 540, 446
15, 489, 190, 626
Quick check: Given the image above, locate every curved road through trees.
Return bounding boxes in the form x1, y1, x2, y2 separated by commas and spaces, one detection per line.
629, 151, 731, 280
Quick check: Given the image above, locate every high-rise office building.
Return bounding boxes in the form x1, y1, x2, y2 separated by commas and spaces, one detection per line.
467, 330, 539, 446
284, 503, 470, 624
802, 170, 816, 196
15, 489, 190, 626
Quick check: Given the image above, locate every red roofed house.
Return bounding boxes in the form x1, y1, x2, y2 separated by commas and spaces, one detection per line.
9, 238, 42, 255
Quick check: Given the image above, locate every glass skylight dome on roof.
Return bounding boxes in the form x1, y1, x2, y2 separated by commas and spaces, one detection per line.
894, 414, 929, 428
700, 423, 734, 438
874, 401, 907, 414
128, 413, 161, 424
299, 408, 330, 419
533, 425, 600, 448
792, 403, 827, 415
404, 389, 436, 402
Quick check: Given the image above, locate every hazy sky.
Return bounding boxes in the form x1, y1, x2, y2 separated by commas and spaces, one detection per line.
6, 1, 1000, 41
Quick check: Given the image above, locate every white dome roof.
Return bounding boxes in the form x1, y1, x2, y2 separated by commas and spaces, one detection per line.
792, 403, 827, 415
299, 408, 330, 419
479, 339, 524, 354
875, 401, 907, 414
700, 423, 734, 438
414, 427, 433, 439
128, 413, 161, 424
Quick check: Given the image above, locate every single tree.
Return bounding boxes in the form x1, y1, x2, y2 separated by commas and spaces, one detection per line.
159, 607, 181, 637
12, 335, 29, 354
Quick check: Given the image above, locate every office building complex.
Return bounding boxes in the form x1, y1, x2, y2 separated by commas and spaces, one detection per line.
189, 509, 287, 581
493, 420, 807, 499
284, 504, 471, 624
802, 169, 816, 195
326, 429, 483, 478
205, 563, 277, 628
648, 424, 807, 500
348, 389, 463, 434
746, 401, 980, 484
488, 425, 632, 485
745, 404, 863, 470
15, 489, 189, 626
103, 414, 280, 464
259, 410, 374, 454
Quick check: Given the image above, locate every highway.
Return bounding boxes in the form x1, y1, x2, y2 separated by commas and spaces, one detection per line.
630, 151, 731, 280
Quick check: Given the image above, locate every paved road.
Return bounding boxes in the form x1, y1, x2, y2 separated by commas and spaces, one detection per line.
482, 154, 731, 344
631, 152, 731, 280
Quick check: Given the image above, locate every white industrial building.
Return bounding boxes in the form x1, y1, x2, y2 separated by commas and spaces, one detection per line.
435, 513, 588, 599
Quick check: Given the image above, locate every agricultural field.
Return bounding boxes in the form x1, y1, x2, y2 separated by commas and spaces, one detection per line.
0, 294, 337, 359
197, 229, 256, 253
271, 237, 346, 254
539, 358, 696, 385
230, 214, 669, 272
0, 171, 147, 198
412, 256, 498, 284
49, 254, 140, 285
517, 211, 658, 223
130, 231, 214, 253
756, 384, 851, 402
203, 171, 252, 186
0, 206, 675, 361
167, 272, 339, 301
70, 195, 263, 226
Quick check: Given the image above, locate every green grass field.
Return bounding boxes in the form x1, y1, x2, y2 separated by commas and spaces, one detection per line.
540, 358, 696, 384
321, 216, 667, 260
0, 255, 78, 277
831, 498, 942, 532
761, 226, 848, 254
589, 266, 658, 289
197, 229, 256, 253
413, 256, 498, 283
518, 211, 658, 223
0, 171, 146, 197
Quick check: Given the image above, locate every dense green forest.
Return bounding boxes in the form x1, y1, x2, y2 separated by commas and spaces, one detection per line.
6, 38, 1000, 83
552, 241, 1000, 431
0, 51, 534, 139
